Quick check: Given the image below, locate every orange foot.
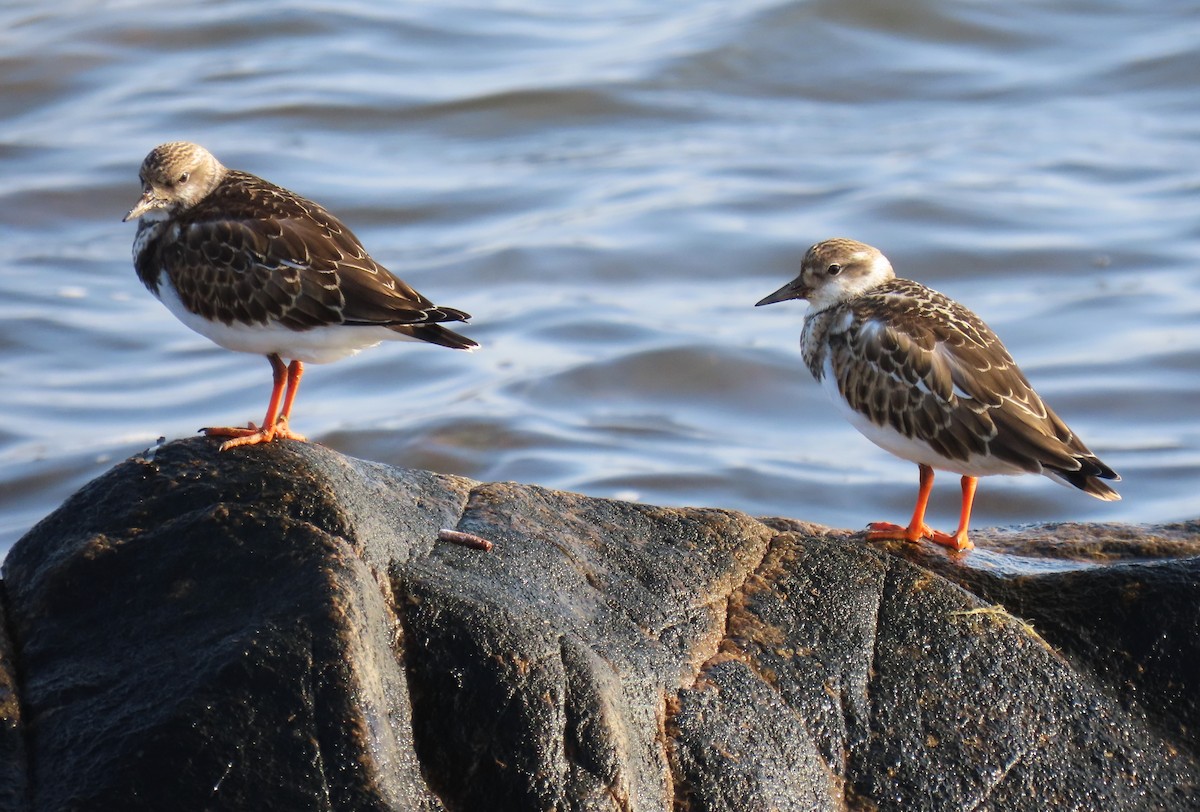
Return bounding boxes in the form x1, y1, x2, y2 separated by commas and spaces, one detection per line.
927, 528, 974, 552
202, 418, 308, 451
866, 521, 933, 544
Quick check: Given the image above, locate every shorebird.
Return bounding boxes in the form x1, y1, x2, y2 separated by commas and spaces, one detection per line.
756, 238, 1119, 551
125, 141, 477, 450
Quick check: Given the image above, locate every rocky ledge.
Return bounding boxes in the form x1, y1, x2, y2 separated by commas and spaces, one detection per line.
0, 438, 1197, 811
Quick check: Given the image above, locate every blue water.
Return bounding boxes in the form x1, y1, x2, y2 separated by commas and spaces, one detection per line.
2, 0, 1199, 553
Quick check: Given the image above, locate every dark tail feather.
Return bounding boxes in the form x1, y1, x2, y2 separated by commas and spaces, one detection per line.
392, 323, 479, 351
1048, 455, 1121, 501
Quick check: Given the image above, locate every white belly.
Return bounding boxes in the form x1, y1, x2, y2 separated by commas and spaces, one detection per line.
156, 278, 418, 364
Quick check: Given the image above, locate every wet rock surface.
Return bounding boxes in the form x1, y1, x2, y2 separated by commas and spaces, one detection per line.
1, 438, 1197, 811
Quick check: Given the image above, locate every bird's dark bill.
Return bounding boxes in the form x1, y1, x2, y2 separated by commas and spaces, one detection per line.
123, 191, 159, 222
756, 277, 809, 306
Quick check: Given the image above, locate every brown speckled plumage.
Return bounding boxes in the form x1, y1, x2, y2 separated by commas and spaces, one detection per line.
757, 238, 1119, 550
125, 141, 477, 450
129, 142, 476, 349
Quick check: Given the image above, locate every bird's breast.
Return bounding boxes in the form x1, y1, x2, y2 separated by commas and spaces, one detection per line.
132, 222, 171, 296
800, 308, 840, 381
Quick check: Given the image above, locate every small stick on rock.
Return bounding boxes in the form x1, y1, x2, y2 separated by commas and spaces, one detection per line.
437, 528, 495, 552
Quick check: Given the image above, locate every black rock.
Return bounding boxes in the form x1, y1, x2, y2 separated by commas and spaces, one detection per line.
1, 438, 1197, 811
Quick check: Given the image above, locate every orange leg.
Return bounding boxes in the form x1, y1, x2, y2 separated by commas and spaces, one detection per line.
867, 463, 937, 543
278, 360, 304, 427
203, 354, 308, 450
928, 476, 977, 551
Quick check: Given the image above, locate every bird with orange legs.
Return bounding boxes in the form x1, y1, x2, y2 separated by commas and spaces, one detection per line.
125, 141, 477, 450
757, 238, 1120, 551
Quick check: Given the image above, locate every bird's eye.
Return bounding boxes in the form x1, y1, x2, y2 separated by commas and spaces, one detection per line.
177, 172, 190, 184
827, 263, 842, 276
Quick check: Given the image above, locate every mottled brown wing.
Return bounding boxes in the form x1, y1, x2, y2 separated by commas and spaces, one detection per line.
829, 280, 1087, 473
827, 300, 999, 466
161, 171, 468, 330
158, 215, 337, 329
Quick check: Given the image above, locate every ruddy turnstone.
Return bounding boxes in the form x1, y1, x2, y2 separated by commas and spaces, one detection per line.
756, 238, 1120, 551
124, 141, 478, 450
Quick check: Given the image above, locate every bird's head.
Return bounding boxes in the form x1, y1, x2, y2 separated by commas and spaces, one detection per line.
756, 238, 895, 311
123, 141, 227, 222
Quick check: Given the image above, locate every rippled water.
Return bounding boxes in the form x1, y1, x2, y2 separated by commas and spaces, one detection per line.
3, 0, 1199, 554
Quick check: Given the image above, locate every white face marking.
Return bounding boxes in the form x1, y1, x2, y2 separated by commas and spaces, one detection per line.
832, 249, 894, 297
866, 250, 893, 279
802, 244, 896, 311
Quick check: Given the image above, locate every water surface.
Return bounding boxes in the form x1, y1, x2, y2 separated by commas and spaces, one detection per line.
2, 0, 1199, 553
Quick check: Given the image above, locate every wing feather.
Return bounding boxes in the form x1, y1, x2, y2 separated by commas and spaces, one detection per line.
150, 170, 471, 332
827, 279, 1100, 475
